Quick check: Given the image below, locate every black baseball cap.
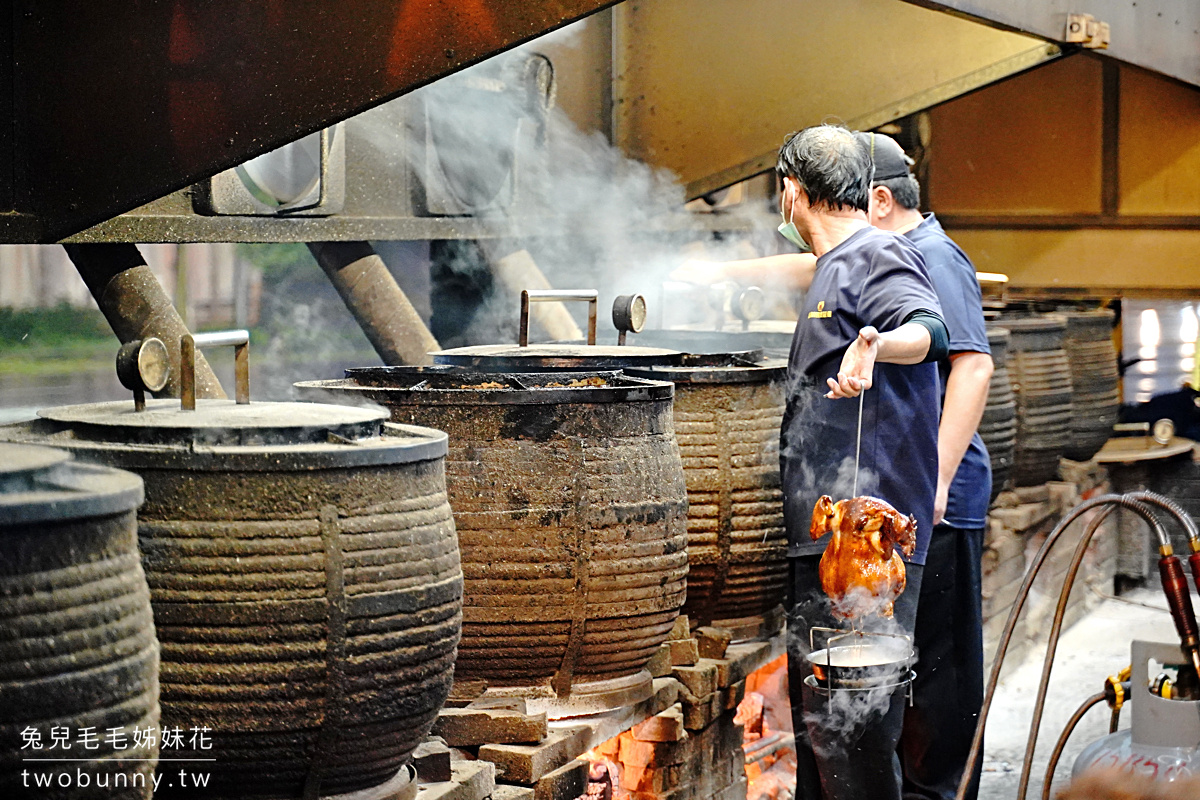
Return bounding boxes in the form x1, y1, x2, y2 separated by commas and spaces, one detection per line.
856, 131, 914, 182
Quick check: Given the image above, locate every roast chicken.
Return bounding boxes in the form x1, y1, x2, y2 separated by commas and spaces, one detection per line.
809, 495, 917, 619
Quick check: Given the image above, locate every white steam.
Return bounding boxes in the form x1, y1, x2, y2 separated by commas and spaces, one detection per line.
351, 26, 780, 343
794, 608, 915, 747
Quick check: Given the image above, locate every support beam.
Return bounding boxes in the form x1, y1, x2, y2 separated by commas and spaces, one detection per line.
64, 243, 226, 400
683, 42, 1062, 200
308, 241, 440, 366
493, 250, 584, 343
612, 0, 1057, 200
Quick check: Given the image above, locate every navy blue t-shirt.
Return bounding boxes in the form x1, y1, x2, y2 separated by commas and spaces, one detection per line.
905, 213, 992, 529
781, 226, 943, 565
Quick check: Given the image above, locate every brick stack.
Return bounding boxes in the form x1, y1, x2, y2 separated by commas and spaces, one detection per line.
411, 734, 497, 800
593, 616, 782, 800
416, 619, 786, 800
605, 704, 746, 800
426, 701, 591, 800
982, 461, 1115, 672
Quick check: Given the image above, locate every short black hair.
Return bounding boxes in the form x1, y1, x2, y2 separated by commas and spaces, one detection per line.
874, 175, 921, 211
775, 125, 872, 213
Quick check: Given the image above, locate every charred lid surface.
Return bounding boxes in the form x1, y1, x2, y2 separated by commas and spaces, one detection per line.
625, 357, 787, 385
297, 367, 674, 406
636, 323, 797, 357
625, 329, 766, 361
434, 343, 683, 371
5, 399, 447, 470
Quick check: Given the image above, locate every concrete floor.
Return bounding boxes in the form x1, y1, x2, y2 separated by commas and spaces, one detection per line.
979, 587, 1179, 800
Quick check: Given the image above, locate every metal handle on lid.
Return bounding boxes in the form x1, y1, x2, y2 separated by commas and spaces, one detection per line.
612, 294, 647, 346
519, 289, 597, 346
181, 329, 250, 410
116, 337, 171, 412
732, 286, 766, 330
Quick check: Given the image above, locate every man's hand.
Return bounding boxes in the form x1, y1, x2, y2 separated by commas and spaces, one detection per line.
826, 326, 879, 398
933, 477, 949, 525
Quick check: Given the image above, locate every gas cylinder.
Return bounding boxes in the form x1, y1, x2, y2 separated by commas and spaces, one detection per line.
1074, 640, 1200, 783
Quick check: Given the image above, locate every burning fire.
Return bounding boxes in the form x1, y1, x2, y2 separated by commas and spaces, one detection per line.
573, 653, 795, 800
578, 747, 621, 800
736, 655, 796, 800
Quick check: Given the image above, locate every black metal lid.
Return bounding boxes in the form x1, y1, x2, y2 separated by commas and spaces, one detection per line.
637, 323, 796, 356
297, 367, 675, 406
433, 343, 684, 371
0, 400, 448, 471
625, 329, 765, 361
625, 356, 788, 385
0, 442, 143, 525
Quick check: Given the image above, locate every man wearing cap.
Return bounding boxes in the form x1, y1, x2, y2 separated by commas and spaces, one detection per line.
772, 124, 949, 800
859, 131, 993, 800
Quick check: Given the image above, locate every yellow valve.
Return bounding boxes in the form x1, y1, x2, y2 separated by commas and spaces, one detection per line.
1150, 673, 1174, 700
1105, 666, 1132, 710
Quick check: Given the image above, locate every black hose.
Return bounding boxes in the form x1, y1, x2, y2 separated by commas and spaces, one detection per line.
1040, 691, 1106, 800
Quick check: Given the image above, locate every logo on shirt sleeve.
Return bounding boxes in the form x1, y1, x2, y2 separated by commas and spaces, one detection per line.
808, 300, 833, 319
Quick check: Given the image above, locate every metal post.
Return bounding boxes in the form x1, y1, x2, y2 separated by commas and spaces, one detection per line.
180, 334, 196, 411
64, 243, 226, 400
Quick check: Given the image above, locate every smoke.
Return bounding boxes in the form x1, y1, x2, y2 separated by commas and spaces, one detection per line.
290, 381, 391, 416
789, 598, 914, 753
781, 384, 880, 505
246, 272, 381, 400
350, 25, 780, 345
809, 681, 904, 755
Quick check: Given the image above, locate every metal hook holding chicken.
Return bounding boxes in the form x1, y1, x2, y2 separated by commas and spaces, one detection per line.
810, 494, 917, 618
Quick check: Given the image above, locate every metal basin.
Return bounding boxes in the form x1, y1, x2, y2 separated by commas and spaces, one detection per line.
807, 636, 914, 690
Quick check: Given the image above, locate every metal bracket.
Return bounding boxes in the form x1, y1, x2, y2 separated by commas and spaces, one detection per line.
519, 289, 597, 346
181, 329, 250, 410
1065, 13, 1110, 50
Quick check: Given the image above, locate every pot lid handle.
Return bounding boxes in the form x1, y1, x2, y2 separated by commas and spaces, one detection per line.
520, 289, 597, 347
116, 337, 170, 412
181, 330, 250, 410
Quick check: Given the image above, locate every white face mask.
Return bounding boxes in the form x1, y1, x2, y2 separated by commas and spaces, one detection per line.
777, 182, 812, 252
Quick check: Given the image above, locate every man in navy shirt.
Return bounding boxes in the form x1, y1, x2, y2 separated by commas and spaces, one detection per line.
774, 125, 948, 800
859, 132, 993, 800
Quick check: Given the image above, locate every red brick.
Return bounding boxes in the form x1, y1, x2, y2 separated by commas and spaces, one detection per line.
631, 703, 685, 743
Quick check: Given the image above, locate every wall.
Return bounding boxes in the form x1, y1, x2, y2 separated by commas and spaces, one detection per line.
930, 53, 1200, 296
610, 0, 1052, 198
